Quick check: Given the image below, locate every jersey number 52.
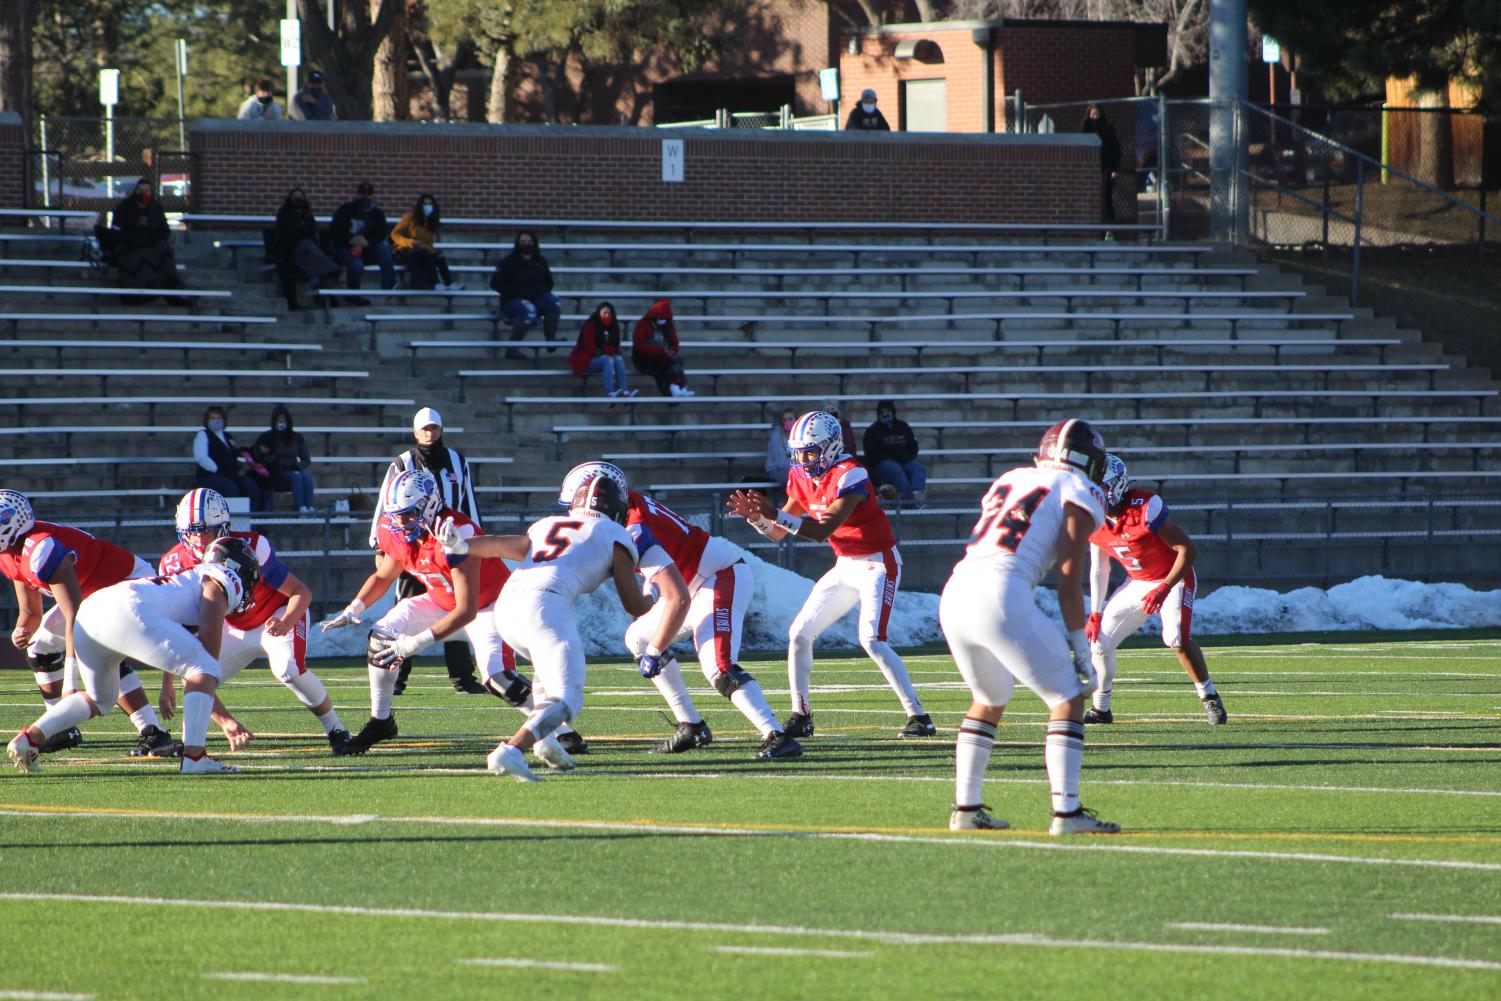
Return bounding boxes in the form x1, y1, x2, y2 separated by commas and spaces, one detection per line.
967, 485, 1049, 552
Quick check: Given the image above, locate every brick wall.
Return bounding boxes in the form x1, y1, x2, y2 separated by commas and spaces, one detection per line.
995, 23, 1139, 108
189, 120, 1099, 224
0, 112, 26, 213
840, 27, 989, 133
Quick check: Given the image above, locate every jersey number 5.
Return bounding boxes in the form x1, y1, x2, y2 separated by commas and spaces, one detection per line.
532, 520, 582, 562
968, 485, 1049, 552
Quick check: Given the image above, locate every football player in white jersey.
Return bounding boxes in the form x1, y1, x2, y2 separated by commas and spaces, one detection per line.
8, 537, 257, 775
438, 473, 690, 781
940, 419, 1121, 835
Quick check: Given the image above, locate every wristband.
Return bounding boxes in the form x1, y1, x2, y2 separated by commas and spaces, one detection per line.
346, 598, 366, 618
645, 644, 662, 659
413, 628, 436, 647
749, 515, 777, 537
773, 511, 804, 536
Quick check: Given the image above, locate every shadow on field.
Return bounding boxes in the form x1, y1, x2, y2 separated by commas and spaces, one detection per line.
0, 831, 717, 851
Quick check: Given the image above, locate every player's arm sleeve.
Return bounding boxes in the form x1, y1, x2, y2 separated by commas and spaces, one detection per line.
29, 538, 74, 586
1089, 543, 1111, 616
834, 464, 871, 498
1145, 495, 1168, 531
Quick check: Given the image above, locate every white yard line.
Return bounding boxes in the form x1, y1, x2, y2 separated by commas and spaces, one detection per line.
1390, 913, 1501, 927
459, 958, 617, 973
0, 992, 93, 1001
1165, 922, 1329, 935
0, 892, 1494, 972
204, 973, 363, 985
714, 946, 874, 959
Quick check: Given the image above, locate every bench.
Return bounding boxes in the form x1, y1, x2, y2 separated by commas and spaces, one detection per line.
12, 454, 512, 490
0, 312, 276, 336
0, 285, 232, 311
0, 208, 98, 230
503, 387, 1497, 428
1, 368, 368, 395
6, 338, 320, 366
0, 396, 416, 423
0, 423, 465, 457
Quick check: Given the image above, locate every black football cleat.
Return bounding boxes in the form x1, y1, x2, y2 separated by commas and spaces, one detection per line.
1082, 707, 1114, 725
1202, 693, 1228, 725
650, 720, 713, 754
40, 726, 83, 754
556, 730, 590, 756
753, 730, 803, 760
343, 714, 398, 755
452, 676, 488, 695
129, 725, 178, 758
326, 728, 353, 755
899, 714, 937, 738
783, 712, 815, 738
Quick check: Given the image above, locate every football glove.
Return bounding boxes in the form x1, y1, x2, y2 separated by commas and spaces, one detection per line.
1141, 584, 1171, 615
1084, 612, 1102, 644
370, 628, 435, 667
319, 599, 365, 632
435, 516, 468, 556
1067, 627, 1097, 697
638, 652, 664, 679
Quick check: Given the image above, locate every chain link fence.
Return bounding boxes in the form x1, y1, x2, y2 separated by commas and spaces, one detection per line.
30, 116, 191, 224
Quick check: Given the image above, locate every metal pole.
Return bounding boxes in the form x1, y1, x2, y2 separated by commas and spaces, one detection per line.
1208, 0, 1248, 241
104, 105, 114, 203
1351, 157, 1365, 307
285, 0, 298, 112
38, 115, 50, 215
1157, 93, 1170, 239
175, 39, 188, 151
1479, 187, 1487, 261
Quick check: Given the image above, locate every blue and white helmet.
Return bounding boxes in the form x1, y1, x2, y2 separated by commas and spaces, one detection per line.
0, 490, 35, 552
786, 411, 846, 479
1101, 453, 1133, 511
382, 469, 441, 543
557, 461, 629, 506
175, 488, 232, 556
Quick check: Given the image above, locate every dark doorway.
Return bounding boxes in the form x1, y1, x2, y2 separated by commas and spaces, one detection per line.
654, 75, 796, 123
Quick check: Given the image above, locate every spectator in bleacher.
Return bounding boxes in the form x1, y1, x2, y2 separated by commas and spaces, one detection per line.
632, 298, 694, 398
105, 179, 187, 303
192, 406, 267, 511
821, 398, 858, 457
391, 193, 461, 292
237, 79, 283, 120
253, 404, 317, 513
272, 187, 339, 311
569, 302, 636, 398
289, 69, 337, 121
766, 408, 796, 481
328, 181, 396, 303
1080, 104, 1122, 224
844, 88, 891, 131
863, 399, 927, 504
490, 229, 560, 356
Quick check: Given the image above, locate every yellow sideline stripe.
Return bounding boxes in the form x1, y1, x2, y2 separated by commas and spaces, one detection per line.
5, 802, 1501, 848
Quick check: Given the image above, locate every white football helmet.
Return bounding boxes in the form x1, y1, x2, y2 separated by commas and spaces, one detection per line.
0, 489, 35, 552
175, 488, 233, 556
557, 461, 628, 506
786, 411, 846, 479
1101, 453, 1133, 511
382, 469, 441, 543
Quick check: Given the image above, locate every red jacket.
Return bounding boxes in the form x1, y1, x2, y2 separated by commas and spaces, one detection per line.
632, 299, 679, 359
569, 314, 624, 375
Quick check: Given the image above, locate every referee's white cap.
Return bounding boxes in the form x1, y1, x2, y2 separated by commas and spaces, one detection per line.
412, 406, 443, 432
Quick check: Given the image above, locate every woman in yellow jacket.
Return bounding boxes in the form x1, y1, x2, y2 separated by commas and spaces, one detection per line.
391, 193, 460, 291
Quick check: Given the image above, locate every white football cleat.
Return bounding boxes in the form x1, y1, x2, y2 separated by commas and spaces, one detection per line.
487, 742, 542, 782
1050, 807, 1120, 835
7, 731, 41, 774
949, 805, 1008, 831
532, 734, 576, 771
179, 752, 239, 775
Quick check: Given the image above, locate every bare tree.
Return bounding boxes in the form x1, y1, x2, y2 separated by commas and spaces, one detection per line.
0, 0, 38, 125
296, 0, 399, 120
372, 0, 410, 120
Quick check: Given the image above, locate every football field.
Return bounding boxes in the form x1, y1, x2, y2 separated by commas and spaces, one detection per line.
2, 632, 1499, 1000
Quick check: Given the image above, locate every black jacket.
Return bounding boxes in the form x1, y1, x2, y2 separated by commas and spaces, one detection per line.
329, 197, 390, 249
252, 404, 310, 474
863, 419, 919, 465
273, 199, 321, 259
112, 194, 170, 251
490, 235, 554, 303
844, 107, 891, 132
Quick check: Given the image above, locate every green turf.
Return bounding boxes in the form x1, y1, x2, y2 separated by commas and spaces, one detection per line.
1, 636, 1499, 1000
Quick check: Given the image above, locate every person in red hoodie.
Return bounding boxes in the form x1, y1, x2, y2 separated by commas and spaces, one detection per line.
631, 298, 695, 398
569, 302, 637, 399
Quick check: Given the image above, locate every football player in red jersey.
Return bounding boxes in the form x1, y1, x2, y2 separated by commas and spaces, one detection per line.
559, 462, 802, 761
321, 469, 582, 761
158, 488, 350, 753
1085, 454, 1227, 725
728, 410, 934, 739
0, 489, 176, 757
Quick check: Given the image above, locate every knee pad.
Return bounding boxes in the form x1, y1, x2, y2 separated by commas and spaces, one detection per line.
118, 661, 136, 677
712, 664, 756, 700
485, 670, 532, 707
366, 627, 397, 670
26, 650, 63, 673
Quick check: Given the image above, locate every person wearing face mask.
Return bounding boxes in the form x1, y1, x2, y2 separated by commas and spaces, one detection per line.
192, 406, 267, 511
632, 299, 694, 397
289, 69, 337, 121
103, 178, 187, 303
328, 181, 396, 302
766, 409, 795, 481
844, 88, 890, 131
820, 398, 858, 457
569, 301, 636, 398
253, 404, 316, 513
391, 193, 461, 292
271, 187, 339, 311
489, 229, 561, 357
1080, 104, 1122, 225
237, 79, 283, 120
863, 399, 926, 505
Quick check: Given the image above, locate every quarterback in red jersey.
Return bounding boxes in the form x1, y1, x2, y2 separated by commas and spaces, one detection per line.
0, 489, 175, 756
728, 410, 933, 739
1085, 455, 1227, 724
159, 488, 349, 753
321, 469, 579, 760
559, 463, 801, 760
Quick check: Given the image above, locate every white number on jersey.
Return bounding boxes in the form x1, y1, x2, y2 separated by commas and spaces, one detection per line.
966, 483, 1050, 553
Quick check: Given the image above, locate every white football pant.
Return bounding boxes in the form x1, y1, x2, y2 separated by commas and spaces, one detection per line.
71, 589, 222, 711
29, 556, 154, 690
940, 567, 1082, 710
217, 611, 329, 710
1090, 570, 1196, 710
496, 587, 586, 738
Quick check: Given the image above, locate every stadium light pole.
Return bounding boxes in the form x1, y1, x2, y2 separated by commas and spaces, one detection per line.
1208, 0, 1248, 242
